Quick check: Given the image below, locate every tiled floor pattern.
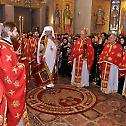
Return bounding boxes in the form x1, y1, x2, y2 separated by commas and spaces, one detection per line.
27, 76, 126, 126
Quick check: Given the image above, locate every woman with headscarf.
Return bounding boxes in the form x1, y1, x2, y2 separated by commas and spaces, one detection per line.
118, 37, 126, 95
59, 37, 71, 77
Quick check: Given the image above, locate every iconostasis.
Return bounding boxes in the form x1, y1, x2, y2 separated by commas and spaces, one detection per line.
54, 0, 74, 35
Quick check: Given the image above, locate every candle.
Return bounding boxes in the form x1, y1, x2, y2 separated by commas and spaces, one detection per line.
19, 16, 21, 33
22, 16, 24, 33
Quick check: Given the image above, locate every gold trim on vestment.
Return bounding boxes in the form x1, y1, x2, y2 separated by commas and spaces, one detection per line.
4, 97, 7, 126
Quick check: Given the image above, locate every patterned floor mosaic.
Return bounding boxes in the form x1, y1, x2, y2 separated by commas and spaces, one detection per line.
27, 84, 97, 115
27, 76, 126, 126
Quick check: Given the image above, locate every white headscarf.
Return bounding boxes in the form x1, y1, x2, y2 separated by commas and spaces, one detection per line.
37, 26, 55, 64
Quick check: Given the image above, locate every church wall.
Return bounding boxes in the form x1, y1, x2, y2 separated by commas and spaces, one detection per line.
14, 6, 46, 33
32, 8, 40, 32
0, 5, 4, 22
32, 7, 48, 33
0, 6, 4, 22
14, 7, 32, 33
74, 0, 92, 35
91, 0, 110, 34
4, 4, 14, 22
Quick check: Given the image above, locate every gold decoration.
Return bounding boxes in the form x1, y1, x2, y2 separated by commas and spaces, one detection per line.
1, 45, 6, 49
13, 80, 20, 87
12, 67, 18, 74
15, 113, 20, 118
4, 76, 12, 84
0, 115, 3, 125
6, 55, 12, 61
12, 100, 20, 108
9, 90, 15, 96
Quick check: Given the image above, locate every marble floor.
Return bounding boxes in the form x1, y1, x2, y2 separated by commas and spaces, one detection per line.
27, 75, 126, 126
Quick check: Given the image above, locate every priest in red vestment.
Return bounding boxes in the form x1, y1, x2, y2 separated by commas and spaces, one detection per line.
0, 22, 29, 126
98, 34, 123, 94
69, 36, 94, 87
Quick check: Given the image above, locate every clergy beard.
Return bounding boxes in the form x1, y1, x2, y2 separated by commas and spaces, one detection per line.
11, 34, 19, 47
10, 34, 19, 42
47, 35, 52, 39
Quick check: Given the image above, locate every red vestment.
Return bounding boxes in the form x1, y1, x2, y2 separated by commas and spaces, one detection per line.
69, 38, 94, 86
29, 36, 36, 61
22, 38, 32, 63
85, 38, 94, 73
17, 38, 29, 85
98, 41, 122, 92
118, 51, 126, 77
0, 39, 29, 126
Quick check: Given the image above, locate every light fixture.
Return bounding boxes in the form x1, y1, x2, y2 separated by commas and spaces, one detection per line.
10, 0, 21, 3
24, 0, 32, 8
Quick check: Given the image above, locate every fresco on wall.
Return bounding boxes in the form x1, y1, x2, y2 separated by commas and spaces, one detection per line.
63, 3, 72, 34
54, 0, 74, 35
94, 8, 105, 33
54, 4, 61, 33
91, 0, 110, 34
92, 0, 122, 35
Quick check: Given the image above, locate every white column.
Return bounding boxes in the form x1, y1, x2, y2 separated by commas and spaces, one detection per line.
74, 0, 92, 35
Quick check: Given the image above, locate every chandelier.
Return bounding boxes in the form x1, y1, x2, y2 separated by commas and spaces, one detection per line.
10, 0, 21, 3
24, 0, 32, 7
9, 0, 47, 7
24, 0, 47, 7
40, 0, 47, 3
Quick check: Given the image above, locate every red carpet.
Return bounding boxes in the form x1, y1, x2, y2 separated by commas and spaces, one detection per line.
26, 84, 97, 115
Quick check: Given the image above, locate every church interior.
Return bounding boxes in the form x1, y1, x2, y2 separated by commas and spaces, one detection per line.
0, 0, 126, 126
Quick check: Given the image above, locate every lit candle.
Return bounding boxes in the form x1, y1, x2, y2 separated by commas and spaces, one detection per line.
19, 16, 21, 33
22, 16, 24, 33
